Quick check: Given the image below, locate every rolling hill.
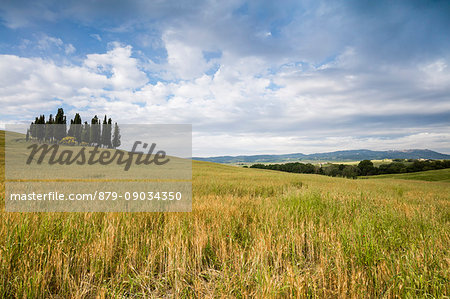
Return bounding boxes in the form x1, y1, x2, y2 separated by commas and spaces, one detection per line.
0, 130, 449, 297
193, 149, 450, 164
362, 168, 450, 182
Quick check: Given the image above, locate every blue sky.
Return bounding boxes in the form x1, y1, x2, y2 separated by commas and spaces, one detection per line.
0, 0, 449, 156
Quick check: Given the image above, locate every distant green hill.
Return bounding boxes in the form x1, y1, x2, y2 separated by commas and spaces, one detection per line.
193, 149, 450, 164
361, 168, 450, 182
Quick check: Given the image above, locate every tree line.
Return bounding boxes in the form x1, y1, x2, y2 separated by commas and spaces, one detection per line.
27, 108, 121, 148
249, 159, 450, 179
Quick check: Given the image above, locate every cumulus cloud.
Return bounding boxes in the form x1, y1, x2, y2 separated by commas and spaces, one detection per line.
84, 43, 148, 90
2, 40, 449, 154
0, 0, 449, 155
192, 131, 450, 157
162, 32, 212, 80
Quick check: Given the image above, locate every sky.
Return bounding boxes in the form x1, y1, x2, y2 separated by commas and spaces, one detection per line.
0, 0, 449, 156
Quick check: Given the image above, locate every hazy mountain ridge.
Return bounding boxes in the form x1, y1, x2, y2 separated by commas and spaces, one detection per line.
193, 149, 450, 163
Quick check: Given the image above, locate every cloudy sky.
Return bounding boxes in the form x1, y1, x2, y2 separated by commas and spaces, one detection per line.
0, 0, 449, 156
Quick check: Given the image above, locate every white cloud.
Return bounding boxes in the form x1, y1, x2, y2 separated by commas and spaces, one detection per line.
192, 131, 450, 156
84, 43, 148, 90
90, 34, 102, 41
37, 35, 63, 50
1, 0, 450, 156
24, 34, 77, 57
0, 41, 449, 155
65, 44, 76, 55
162, 31, 211, 80
420, 59, 450, 89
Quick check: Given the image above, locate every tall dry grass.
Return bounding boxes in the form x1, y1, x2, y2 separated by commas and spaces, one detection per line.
0, 131, 449, 297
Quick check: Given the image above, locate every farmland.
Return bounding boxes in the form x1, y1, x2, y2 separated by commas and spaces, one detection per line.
361, 168, 450, 182
0, 130, 449, 297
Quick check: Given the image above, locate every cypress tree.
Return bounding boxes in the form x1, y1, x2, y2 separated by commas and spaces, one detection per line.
101, 115, 107, 148
100, 116, 113, 148
54, 108, 67, 141
90, 116, 100, 146
74, 113, 82, 144
32, 117, 39, 139
68, 113, 82, 143
112, 123, 121, 149
45, 114, 54, 142
107, 118, 112, 148
81, 121, 90, 144
30, 120, 36, 140
36, 115, 45, 142
68, 119, 75, 137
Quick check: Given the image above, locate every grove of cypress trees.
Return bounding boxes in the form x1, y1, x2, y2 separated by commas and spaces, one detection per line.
28, 108, 118, 147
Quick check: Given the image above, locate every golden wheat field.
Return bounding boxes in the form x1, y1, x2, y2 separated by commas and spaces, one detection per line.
0, 130, 449, 298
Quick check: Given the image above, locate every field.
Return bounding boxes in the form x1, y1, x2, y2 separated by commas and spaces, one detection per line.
362, 168, 450, 182
0, 130, 449, 297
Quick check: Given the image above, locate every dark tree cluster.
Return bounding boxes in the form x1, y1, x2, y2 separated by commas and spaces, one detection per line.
28, 108, 121, 148
250, 162, 316, 174
250, 162, 359, 179
250, 159, 450, 179
357, 159, 450, 176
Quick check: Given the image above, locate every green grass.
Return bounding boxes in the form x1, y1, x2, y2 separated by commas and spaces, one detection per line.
0, 131, 449, 297
361, 168, 450, 182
